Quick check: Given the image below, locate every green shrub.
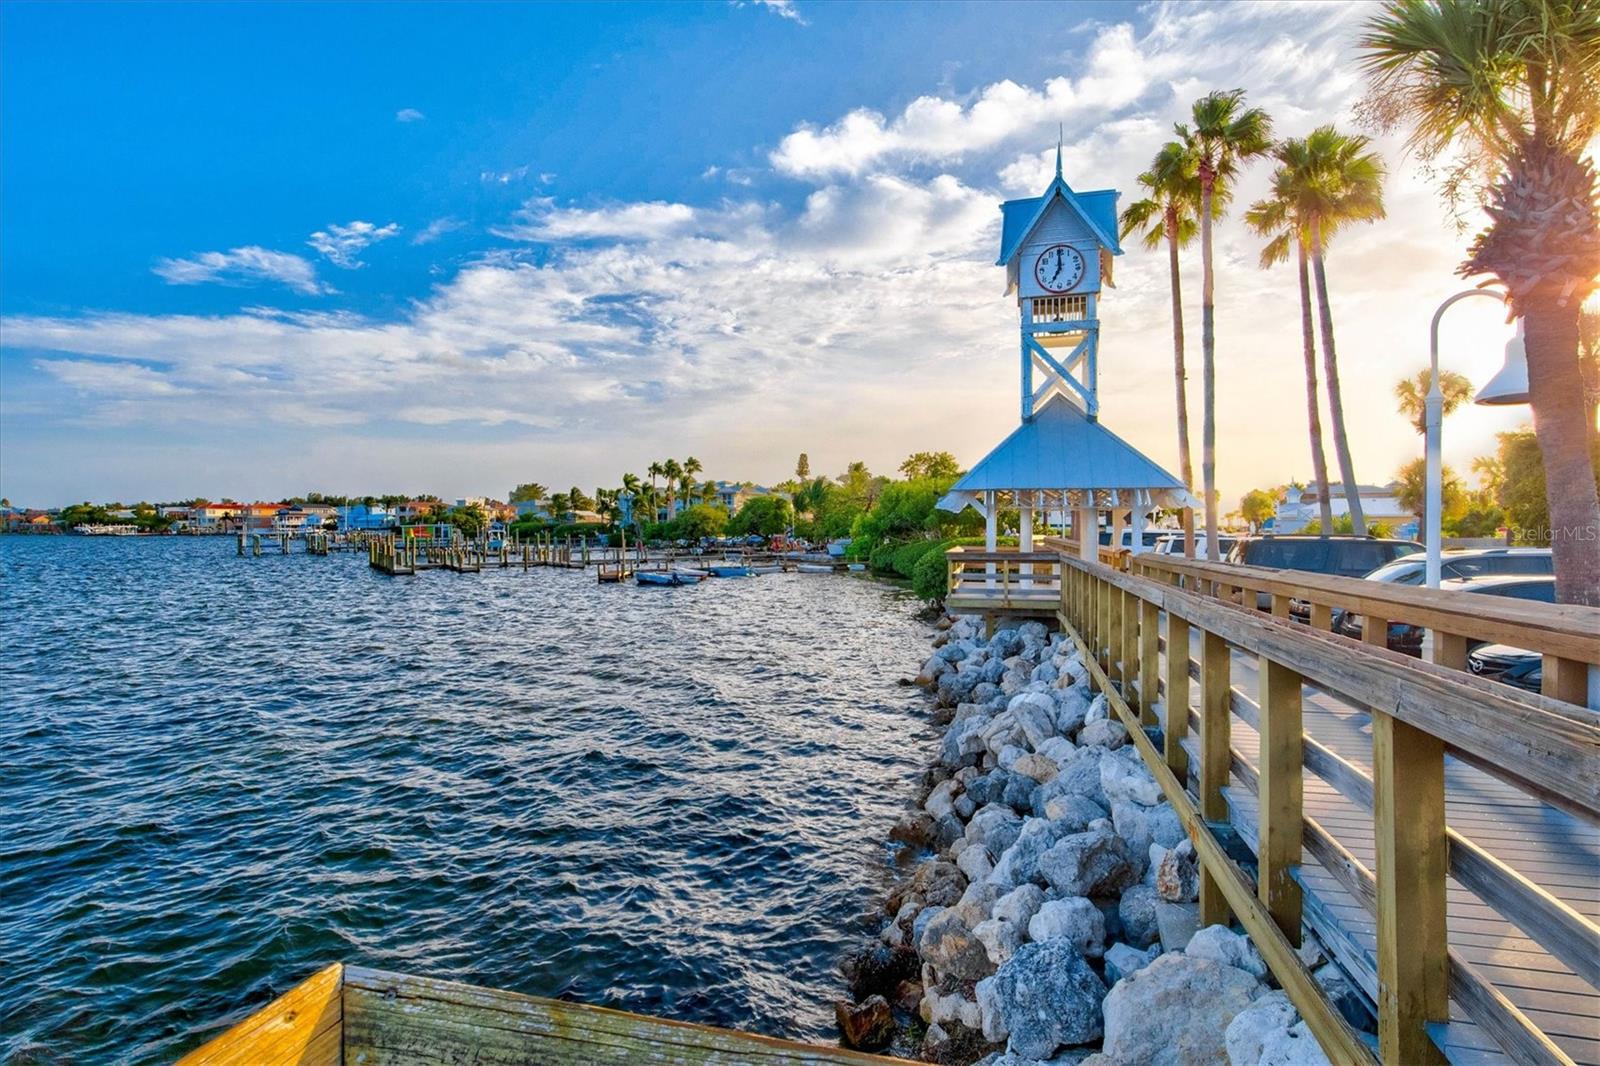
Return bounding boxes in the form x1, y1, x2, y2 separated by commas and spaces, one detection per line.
912, 539, 955, 601
869, 539, 902, 571
891, 538, 941, 577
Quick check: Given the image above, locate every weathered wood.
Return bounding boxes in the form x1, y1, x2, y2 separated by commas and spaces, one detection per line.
1373, 710, 1449, 1064
1544, 655, 1589, 707
341, 965, 908, 1065
1258, 657, 1304, 944
1432, 631, 1468, 670
1070, 559, 1600, 818
176, 962, 343, 1066
1164, 612, 1191, 781
1200, 629, 1232, 928
1059, 622, 1375, 1065
1361, 615, 1389, 650
1132, 554, 1600, 665
1139, 599, 1160, 727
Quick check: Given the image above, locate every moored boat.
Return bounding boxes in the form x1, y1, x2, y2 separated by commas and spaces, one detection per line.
637, 571, 694, 586
707, 564, 752, 577
796, 563, 834, 574
749, 564, 782, 575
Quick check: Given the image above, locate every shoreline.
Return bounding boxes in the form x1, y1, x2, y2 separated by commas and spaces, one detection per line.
830, 613, 1370, 1066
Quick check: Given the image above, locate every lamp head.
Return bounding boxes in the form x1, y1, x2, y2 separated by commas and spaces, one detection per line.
1474, 318, 1529, 406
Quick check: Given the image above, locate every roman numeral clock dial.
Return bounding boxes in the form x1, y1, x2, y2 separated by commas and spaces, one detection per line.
1033, 243, 1085, 293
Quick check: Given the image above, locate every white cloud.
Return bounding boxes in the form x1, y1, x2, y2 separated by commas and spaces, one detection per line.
495, 198, 701, 241
395, 108, 426, 123
308, 220, 401, 268
480, 166, 530, 184
152, 246, 328, 295
412, 218, 463, 245
36, 358, 191, 397
737, 0, 806, 24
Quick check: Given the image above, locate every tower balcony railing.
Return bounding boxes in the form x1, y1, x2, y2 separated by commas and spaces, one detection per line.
1029, 294, 1089, 323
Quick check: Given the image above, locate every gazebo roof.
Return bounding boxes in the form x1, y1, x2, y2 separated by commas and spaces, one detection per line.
939, 396, 1192, 512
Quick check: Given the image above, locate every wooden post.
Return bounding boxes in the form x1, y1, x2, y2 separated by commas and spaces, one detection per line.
1542, 655, 1588, 706
1118, 588, 1137, 695
1270, 593, 1291, 620
1165, 612, 1190, 781
1309, 602, 1333, 631
1257, 658, 1303, 944
1372, 709, 1449, 1064
1099, 575, 1115, 674
1430, 631, 1467, 670
1363, 614, 1390, 650
1138, 599, 1159, 727
1199, 629, 1232, 927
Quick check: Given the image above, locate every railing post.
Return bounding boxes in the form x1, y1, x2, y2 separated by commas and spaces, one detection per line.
1310, 602, 1333, 631
1138, 599, 1159, 727
1372, 709, 1449, 1064
1363, 614, 1390, 650
1199, 628, 1233, 927
1257, 658, 1303, 944
1120, 588, 1138, 697
1107, 580, 1125, 686
1430, 631, 1467, 670
1165, 612, 1190, 783
1542, 655, 1588, 706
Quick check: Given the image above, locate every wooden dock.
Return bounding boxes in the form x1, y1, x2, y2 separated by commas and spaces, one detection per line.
177, 963, 911, 1066
1035, 544, 1599, 1066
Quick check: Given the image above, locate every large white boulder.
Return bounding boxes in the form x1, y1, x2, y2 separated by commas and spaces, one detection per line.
1101, 953, 1265, 1066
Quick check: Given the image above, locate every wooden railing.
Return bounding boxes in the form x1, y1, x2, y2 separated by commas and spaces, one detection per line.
1127, 553, 1599, 708
1048, 546, 1599, 1066
945, 548, 1063, 609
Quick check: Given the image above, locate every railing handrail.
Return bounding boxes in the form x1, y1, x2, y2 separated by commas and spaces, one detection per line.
1124, 552, 1599, 665
1059, 552, 1600, 815
945, 549, 1061, 563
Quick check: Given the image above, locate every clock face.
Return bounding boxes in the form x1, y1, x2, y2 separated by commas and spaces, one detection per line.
1034, 244, 1086, 293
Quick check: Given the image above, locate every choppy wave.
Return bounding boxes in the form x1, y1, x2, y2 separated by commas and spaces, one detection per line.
0, 537, 933, 1063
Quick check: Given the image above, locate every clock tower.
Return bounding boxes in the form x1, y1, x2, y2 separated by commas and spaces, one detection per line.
996, 142, 1122, 421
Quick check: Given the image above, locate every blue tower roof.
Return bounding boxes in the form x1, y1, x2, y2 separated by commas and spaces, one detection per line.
996, 179, 1122, 266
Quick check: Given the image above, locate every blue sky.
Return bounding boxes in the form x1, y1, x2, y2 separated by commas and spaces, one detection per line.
1, 0, 1530, 505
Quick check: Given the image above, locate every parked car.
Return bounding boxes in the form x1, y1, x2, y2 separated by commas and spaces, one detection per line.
1289, 547, 1553, 631
1337, 574, 1557, 656
1151, 532, 1240, 558
1099, 528, 1172, 552
1466, 643, 1543, 693
1227, 535, 1423, 609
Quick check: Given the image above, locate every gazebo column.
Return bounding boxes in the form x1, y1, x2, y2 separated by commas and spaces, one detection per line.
1130, 505, 1147, 555
1077, 506, 1098, 562
1019, 491, 1034, 586
1109, 508, 1127, 555
985, 490, 997, 588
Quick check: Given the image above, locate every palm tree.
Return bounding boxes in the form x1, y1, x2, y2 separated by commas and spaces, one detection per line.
1395, 368, 1474, 436
1295, 126, 1386, 534
660, 459, 683, 519
1120, 140, 1204, 489
684, 456, 703, 483
646, 461, 663, 517
1178, 90, 1273, 558
1245, 167, 1336, 533
1361, 0, 1600, 604
1396, 367, 1474, 538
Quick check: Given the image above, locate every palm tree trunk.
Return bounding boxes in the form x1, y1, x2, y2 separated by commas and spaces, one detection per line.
1200, 177, 1219, 560
1297, 243, 1335, 532
1166, 218, 1194, 490
1524, 300, 1600, 606
1309, 226, 1366, 535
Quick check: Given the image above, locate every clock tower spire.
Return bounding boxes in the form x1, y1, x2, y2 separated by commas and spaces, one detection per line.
995, 147, 1122, 421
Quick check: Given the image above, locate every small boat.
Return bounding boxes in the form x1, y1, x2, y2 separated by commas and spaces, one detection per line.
672, 568, 710, 581
846, 563, 867, 572
707, 564, 752, 577
750, 564, 782, 575
637, 571, 694, 586
796, 563, 834, 574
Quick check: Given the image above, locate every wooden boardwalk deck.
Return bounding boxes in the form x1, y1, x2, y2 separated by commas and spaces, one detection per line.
178, 963, 914, 1065
1193, 640, 1600, 1065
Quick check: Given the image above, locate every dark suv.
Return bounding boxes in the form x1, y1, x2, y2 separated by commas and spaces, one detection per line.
1337, 574, 1557, 655
1228, 535, 1423, 609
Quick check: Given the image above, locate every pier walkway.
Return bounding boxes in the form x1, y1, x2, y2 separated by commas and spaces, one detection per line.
954, 542, 1598, 1065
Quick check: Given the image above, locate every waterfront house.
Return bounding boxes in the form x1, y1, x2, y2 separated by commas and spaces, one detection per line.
274, 503, 336, 534
391, 499, 438, 523
191, 502, 242, 531
337, 504, 395, 531
1272, 482, 1418, 536
712, 481, 786, 513
514, 499, 551, 521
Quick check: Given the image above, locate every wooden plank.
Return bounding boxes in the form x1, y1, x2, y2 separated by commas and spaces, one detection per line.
1258, 657, 1304, 944
341, 966, 910, 1065
1373, 710, 1450, 1065
176, 962, 343, 1066
1165, 612, 1191, 781
1140, 599, 1160, 727
1200, 629, 1233, 927
1544, 656, 1589, 707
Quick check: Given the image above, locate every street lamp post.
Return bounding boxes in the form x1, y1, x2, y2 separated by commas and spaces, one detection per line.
1425, 288, 1509, 588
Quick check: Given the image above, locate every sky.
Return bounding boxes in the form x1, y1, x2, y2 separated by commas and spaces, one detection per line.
0, 0, 1537, 508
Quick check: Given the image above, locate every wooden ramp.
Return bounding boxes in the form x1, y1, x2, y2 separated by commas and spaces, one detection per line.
177, 963, 913, 1066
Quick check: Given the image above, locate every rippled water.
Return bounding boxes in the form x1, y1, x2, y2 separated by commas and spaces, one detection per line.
0, 536, 933, 1064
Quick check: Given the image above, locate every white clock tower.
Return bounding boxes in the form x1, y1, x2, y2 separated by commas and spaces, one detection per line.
996, 142, 1123, 421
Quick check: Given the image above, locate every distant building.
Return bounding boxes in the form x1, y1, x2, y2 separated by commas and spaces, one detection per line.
711, 481, 785, 513
391, 500, 438, 523
338, 504, 395, 530
514, 499, 551, 520
191, 503, 242, 530
274, 503, 336, 533
1273, 483, 1418, 536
